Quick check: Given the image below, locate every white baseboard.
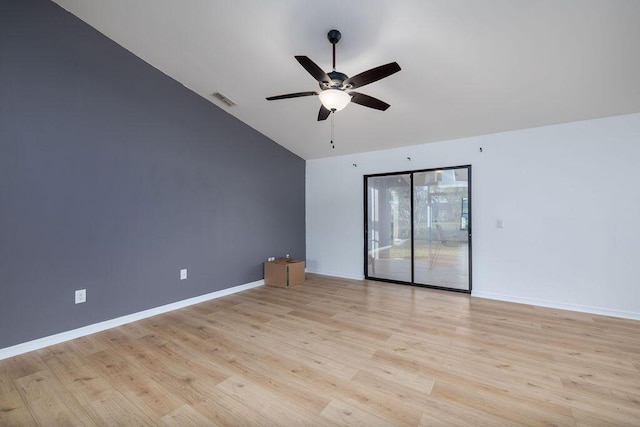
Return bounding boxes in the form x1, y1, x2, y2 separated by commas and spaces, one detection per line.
0, 280, 264, 361
472, 291, 640, 321
305, 269, 364, 281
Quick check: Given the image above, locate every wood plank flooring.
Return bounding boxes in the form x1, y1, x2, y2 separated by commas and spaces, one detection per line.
1, 274, 639, 426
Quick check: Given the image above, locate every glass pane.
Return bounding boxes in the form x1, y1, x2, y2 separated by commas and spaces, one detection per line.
413, 168, 469, 290
366, 174, 412, 282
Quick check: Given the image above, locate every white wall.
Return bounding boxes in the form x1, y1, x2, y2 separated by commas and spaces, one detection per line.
306, 113, 640, 319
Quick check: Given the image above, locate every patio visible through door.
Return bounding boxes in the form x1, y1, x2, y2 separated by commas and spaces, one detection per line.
365, 166, 471, 292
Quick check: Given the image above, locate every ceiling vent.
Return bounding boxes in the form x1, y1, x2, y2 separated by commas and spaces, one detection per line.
211, 92, 237, 107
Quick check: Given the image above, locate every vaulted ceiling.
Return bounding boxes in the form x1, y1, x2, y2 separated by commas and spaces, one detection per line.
52, 0, 640, 160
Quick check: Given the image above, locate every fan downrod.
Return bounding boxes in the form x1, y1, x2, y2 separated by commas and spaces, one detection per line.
328, 29, 341, 72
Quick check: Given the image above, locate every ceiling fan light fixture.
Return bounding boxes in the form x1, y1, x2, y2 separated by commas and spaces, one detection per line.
319, 89, 351, 112
266, 30, 400, 123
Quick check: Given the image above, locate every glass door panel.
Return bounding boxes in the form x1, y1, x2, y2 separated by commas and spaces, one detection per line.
366, 174, 412, 282
413, 168, 470, 290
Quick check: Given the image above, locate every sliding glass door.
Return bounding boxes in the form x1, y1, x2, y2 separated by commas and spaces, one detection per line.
365, 166, 471, 292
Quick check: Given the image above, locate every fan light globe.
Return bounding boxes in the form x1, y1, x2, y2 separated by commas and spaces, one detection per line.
319, 89, 351, 111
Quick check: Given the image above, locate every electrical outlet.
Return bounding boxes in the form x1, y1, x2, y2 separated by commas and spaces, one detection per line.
180, 269, 187, 280
75, 289, 86, 304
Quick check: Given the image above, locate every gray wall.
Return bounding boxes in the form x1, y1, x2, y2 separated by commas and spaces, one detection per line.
0, 0, 305, 349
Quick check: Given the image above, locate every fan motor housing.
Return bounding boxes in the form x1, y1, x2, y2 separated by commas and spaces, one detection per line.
322, 70, 349, 89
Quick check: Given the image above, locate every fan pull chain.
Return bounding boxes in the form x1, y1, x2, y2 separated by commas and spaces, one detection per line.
330, 111, 335, 149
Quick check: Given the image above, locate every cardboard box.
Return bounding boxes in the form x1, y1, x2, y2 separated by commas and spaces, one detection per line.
264, 258, 305, 288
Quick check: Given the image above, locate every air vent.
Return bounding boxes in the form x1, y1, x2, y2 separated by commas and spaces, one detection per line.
211, 92, 237, 107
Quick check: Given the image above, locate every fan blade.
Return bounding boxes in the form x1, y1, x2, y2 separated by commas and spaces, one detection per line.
349, 92, 390, 111
344, 62, 401, 89
266, 91, 318, 101
295, 56, 331, 85
317, 105, 331, 121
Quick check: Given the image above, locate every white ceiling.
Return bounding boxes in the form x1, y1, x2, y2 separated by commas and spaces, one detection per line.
52, 0, 640, 160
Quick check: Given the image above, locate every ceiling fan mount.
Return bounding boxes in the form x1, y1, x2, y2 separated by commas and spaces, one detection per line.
327, 29, 342, 46
266, 29, 401, 121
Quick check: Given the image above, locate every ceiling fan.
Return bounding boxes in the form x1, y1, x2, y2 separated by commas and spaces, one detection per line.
266, 29, 401, 121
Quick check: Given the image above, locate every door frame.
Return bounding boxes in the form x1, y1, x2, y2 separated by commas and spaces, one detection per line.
363, 165, 472, 293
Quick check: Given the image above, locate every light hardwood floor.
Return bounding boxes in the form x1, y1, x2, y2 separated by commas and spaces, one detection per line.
2, 274, 639, 426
